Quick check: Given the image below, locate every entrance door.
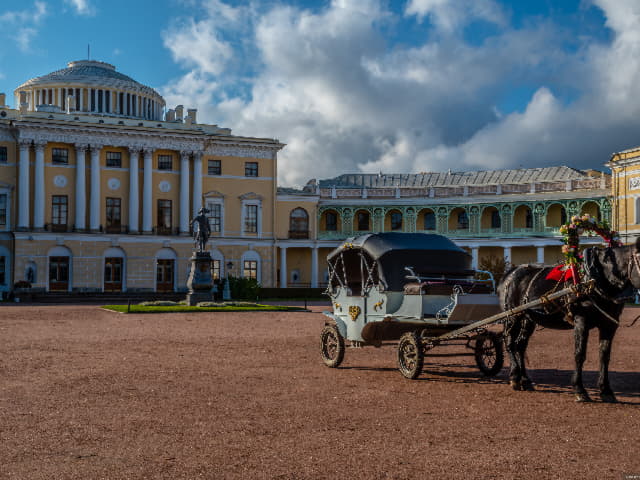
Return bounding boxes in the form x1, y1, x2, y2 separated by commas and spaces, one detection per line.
104, 257, 123, 292
49, 256, 69, 291
156, 259, 174, 292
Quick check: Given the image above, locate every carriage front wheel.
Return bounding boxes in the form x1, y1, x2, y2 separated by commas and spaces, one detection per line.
398, 332, 424, 380
474, 331, 504, 377
320, 324, 345, 368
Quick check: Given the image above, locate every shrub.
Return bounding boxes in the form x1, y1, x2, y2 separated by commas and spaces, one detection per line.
14, 281, 31, 289
226, 276, 261, 300
138, 300, 178, 306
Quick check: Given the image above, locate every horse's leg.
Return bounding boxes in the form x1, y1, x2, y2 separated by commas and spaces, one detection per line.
598, 324, 618, 403
516, 319, 537, 391
572, 316, 591, 402
504, 317, 523, 390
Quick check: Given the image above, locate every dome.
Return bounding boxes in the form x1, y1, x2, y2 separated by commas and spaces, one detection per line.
15, 60, 162, 98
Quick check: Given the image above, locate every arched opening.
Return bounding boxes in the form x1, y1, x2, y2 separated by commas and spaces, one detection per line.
0, 245, 11, 295
289, 207, 309, 239
449, 208, 468, 231
481, 206, 501, 230
48, 246, 72, 292
354, 209, 370, 231
241, 250, 261, 283
546, 203, 567, 228
581, 201, 601, 221
103, 247, 126, 292
513, 205, 533, 229
321, 210, 340, 232
156, 247, 177, 292
419, 208, 436, 231
384, 209, 403, 231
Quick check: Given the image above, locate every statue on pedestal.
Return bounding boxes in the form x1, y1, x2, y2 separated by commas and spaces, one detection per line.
186, 207, 214, 306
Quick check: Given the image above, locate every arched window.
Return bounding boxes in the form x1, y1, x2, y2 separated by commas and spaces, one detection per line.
560, 206, 567, 225
457, 211, 469, 229
390, 211, 403, 230
424, 211, 436, 230
325, 211, 338, 231
241, 250, 261, 283
289, 208, 309, 239
491, 210, 501, 229
357, 211, 370, 231
525, 209, 533, 228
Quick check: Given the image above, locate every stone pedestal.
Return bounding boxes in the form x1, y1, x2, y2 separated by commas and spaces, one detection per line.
186, 251, 213, 306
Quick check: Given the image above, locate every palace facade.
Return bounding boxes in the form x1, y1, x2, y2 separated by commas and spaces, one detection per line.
0, 59, 623, 295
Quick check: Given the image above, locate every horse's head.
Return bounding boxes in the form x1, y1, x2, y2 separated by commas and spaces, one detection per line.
583, 240, 640, 298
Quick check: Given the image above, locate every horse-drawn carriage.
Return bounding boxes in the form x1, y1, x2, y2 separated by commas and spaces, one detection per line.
320, 232, 506, 379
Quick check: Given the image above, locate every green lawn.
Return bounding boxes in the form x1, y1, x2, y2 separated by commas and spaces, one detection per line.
102, 304, 305, 314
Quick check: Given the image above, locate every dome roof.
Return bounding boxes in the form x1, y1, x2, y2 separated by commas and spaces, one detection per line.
15, 60, 163, 100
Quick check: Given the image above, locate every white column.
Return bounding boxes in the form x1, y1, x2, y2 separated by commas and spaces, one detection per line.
311, 246, 318, 288
89, 144, 101, 231
79, 88, 84, 112
503, 246, 512, 267
115, 90, 119, 114
17, 140, 31, 229
280, 246, 287, 288
33, 142, 46, 230
128, 147, 140, 233
192, 152, 202, 216
537, 246, 545, 264
180, 151, 190, 234
471, 246, 479, 270
75, 144, 87, 230
142, 148, 153, 233
58, 88, 62, 108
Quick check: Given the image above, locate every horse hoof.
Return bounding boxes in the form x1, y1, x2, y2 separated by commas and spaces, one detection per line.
522, 380, 535, 391
601, 394, 618, 403
510, 380, 522, 391
575, 393, 592, 403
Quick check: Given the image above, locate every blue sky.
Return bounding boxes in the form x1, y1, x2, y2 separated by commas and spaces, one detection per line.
0, 0, 639, 186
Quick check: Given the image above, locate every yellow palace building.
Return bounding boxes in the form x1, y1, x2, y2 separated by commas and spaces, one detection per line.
0, 59, 631, 296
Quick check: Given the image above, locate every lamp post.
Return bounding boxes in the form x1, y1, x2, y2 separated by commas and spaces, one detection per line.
223, 261, 233, 300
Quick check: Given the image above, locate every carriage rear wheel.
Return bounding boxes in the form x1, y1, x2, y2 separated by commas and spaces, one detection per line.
474, 331, 504, 377
398, 332, 424, 380
320, 324, 345, 368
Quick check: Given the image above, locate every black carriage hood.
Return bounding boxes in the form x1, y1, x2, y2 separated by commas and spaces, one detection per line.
327, 232, 473, 291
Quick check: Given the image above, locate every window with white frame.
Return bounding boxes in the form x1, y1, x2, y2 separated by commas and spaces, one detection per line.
207, 202, 222, 232
241, 250, 261, 282
245, 204, 258, 233
212, 259, 221, 280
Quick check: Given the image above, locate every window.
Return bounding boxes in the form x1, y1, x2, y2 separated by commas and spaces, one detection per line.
212, 259, 221, 280
491, 210, 501, 229
560, 207, 567, 225
0, 256, 5, 285
208, 160, 221, 175
457, 211, 469, 230
157, 200, 172, 232
245, 205, 258, 233
51, 196, 68, 231
245, 162, 258, 177
106, 198, 121, 232
243, 260, 258, 279
325, 211, 337, 231
424, 211, 435, 230
0, 194, 6, 226
52, 148, 69, 165
207, 203, 222, 232
525, 208, 533, 228
289, 208, 309, 238
106, 151, 122, 168
357, 211, 370, 231
0, 146, 7, 163
390, 212, 402, 230
158, 154, 173, 170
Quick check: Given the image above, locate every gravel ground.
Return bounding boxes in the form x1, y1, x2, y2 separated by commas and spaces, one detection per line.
1, 304, 639, 479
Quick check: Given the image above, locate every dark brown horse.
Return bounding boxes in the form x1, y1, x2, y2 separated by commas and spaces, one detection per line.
498, 242, 640, 402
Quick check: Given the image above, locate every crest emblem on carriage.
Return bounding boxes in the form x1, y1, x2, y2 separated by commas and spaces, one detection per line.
348, 305, 361, 321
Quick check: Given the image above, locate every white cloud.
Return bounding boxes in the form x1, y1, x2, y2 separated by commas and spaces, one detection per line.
64, 0, 95, 16
161, 0, 640, 187
0, 1, 47, 52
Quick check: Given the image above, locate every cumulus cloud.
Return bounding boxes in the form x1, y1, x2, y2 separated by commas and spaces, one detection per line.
64, 0, 95, 16
160, 0, 640, 187
0, 1, 47, 52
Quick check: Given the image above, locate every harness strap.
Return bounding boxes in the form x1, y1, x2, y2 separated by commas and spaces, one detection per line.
588, 296, 620, 325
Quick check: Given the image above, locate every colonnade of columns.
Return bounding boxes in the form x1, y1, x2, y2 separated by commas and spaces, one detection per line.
29, 87, 163, 120
470, 245, 545, 269
16, 141, 203, 234
279, 245, 320, 288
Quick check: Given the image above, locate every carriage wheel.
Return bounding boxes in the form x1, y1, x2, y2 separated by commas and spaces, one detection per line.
398, 332, 424, 380
320, 324, 345, 368
474, 331, 504, 377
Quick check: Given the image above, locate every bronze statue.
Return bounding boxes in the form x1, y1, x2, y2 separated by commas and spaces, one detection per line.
191, 207, 211, 252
